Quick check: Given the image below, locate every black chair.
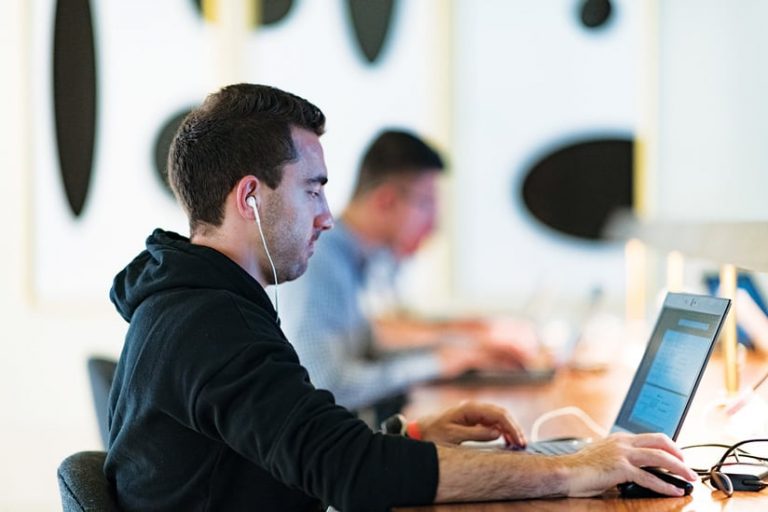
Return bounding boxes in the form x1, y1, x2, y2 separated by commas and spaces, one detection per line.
57, 451, 120, 511
87, 357, 117, 448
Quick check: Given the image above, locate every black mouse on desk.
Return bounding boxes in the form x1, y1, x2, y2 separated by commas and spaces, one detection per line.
618, 467, 694, 498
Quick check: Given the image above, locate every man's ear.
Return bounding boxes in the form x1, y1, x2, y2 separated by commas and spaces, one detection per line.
235, 175, 261, 220
370, 182, 399, 212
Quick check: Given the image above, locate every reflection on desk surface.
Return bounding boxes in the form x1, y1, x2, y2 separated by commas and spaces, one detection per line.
395, 483, 768, 512
398, 494, 695, 512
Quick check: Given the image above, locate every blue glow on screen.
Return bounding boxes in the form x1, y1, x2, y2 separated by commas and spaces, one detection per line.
628, 329, 710, 436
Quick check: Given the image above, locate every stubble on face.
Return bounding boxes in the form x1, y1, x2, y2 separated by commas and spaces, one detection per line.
259, 191, 308, 283
257, 129, 330, 284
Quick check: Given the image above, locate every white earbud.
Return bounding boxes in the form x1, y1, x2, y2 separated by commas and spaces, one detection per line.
246, 195, 279, 322
246, 196, 261, 226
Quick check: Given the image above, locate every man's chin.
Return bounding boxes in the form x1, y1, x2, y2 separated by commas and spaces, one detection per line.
281, 262, 308, 283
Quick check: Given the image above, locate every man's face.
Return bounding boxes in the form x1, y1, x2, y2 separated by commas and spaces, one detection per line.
259, 127, 333, 283
388, 171, 439, 258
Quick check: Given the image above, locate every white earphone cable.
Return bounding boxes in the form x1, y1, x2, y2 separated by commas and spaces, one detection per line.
248, 197, 279, 321
530, 406, 608, 442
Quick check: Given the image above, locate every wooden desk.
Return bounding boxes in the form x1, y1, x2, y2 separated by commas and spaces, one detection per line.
396, 351, 768, 511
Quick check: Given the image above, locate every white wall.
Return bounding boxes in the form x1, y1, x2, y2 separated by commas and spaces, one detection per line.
449, 0, 641, 308
653, 0, 768, 221
1, 2, 124, 509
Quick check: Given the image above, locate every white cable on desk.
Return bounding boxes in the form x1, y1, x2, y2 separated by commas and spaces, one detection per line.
530, 406, 608, 442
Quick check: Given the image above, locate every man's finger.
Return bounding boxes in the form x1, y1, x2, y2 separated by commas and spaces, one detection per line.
458, 403, 518, 429
453, 425, 501, 442
626, 448, 698, 481
629, 433, 686, 462
629, 468, 687, 497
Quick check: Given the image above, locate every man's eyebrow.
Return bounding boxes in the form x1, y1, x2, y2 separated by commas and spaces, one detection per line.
307, 175, 328, 186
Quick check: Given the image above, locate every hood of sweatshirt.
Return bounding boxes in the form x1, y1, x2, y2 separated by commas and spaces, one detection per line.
110, 229, 274, 323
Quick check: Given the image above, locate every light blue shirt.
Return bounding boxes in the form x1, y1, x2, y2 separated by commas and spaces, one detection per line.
279, 221, 441, 410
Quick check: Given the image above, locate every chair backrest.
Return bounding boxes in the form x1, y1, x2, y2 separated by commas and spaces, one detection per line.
87, 357, 117, 447
57, 451, 120, 512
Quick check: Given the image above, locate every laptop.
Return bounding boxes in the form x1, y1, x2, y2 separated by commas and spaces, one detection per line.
528, 292, 731, 455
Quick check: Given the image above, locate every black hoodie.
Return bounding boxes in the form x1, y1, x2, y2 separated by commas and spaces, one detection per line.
106, 229, 438, 511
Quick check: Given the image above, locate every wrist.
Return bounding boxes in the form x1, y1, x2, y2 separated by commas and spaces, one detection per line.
406, 420, 422, 440
553, 455, 579, 497
380, 414, 423, 441
380, 414, 407, 436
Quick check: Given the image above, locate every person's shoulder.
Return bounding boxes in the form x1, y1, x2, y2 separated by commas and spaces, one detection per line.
140, 287, 280, 342
205, 288, 283, 335
145, 286, 242, 316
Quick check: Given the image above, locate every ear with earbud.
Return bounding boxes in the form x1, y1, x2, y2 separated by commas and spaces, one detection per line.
246, 196, 262, 226
243, 187, 280, 319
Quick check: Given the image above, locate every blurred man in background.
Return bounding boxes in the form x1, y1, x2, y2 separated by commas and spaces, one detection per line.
281, 129, 538, 423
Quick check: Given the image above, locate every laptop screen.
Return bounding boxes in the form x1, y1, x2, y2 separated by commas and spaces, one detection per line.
612, 293, 730, 439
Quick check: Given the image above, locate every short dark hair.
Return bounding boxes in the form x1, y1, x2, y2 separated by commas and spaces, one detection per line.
351, 129, 445, 198
168, 83, 325, 234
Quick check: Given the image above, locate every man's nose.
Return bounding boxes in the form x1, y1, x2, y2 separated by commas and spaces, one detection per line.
316, 200, 334, 231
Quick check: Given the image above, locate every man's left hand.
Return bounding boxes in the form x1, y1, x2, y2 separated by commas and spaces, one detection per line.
417, 401, 526, 448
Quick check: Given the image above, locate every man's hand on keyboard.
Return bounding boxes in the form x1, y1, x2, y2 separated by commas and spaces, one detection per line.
417, 401, 526, 448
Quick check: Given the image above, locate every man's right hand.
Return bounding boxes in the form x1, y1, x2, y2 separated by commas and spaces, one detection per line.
562, 432, 698, 497
433, 431, 697, 503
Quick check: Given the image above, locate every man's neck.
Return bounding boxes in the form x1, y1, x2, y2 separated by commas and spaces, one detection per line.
191, 228, 269, 288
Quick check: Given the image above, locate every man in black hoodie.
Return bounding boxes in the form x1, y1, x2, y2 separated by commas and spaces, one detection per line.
107, 83, 697, 511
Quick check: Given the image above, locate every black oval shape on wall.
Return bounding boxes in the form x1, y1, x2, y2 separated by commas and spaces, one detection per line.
520, 137, 633, 241
260, 0, 294, 25
154, 109, 193, 196
346, 0, 397, 64
53, 0, 97, 218
579, 0, 613, 29
191, 0, 294, 26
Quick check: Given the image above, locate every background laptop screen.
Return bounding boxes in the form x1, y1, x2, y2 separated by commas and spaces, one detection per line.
613, 294, 729, 439
705, 272, 767, 348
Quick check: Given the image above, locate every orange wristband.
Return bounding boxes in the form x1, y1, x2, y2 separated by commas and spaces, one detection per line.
405, 420, 422, 440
